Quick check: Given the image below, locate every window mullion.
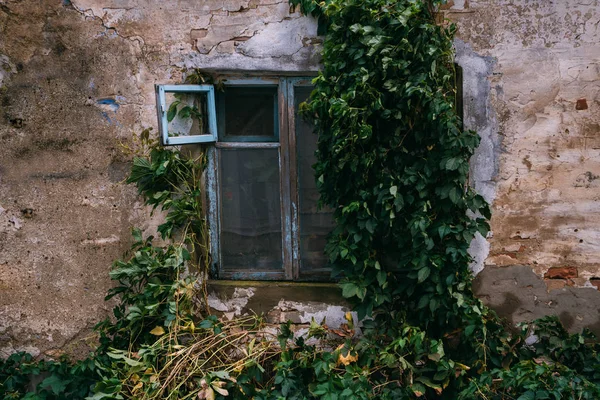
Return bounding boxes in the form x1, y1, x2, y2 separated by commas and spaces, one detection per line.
287, 78, 301, 280
207, 145, 221, 278
278, 78, 294, 280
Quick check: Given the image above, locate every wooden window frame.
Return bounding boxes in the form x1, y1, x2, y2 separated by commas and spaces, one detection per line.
155, 84, 218, 146
207, 76, 329, 281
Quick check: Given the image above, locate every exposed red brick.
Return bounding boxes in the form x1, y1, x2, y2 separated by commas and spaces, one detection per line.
544, 266, 578, 279
576, 98, 588, 110
590, 278, 600, 290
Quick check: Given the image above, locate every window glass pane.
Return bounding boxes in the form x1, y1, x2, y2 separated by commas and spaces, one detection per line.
295, 86, 335, 275
218, 86, 278, 141
165, 92, 209, 138
219, 148, 282, 271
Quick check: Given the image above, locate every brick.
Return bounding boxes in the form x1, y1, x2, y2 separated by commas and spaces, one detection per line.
544, 267, 578, 279
576, 98, 588, 110
590, 279, 600, 290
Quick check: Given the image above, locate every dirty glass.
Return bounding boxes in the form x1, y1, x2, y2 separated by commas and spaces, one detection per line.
295, 86, 335, 275
165, 91, 209, 138
219, 148, 283, 271
217, 86, 278, 142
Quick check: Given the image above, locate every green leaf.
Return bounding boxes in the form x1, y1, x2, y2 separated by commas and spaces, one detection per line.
178, 105, 192, 119
417, 295, 430, 309
464, 324, 476, 336
377, 270, 386, 287
390, 185, 398, 197
438, 225, 451, 239
449, 187, 462, 204
41, 374, 68, 395
445, 157, 461, 171
365, 219, 376, 234
411, 383, 426, 397
394, 194, 404, 211
341, 282, 358, 298
417, 267, 430, 283
167, 101, 179, 122
416, 376, 442, 390
517, 391, 536, 400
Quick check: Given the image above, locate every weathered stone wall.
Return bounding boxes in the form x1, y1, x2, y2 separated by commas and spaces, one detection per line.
447, 0, 600, 333
0, 0, 321, 358
2, 0, 600, 357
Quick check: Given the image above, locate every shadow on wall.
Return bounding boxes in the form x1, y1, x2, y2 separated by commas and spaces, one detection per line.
473, 265, 600, 335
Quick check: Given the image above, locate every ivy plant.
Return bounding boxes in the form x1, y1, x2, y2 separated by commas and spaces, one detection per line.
3, 1, 600, 400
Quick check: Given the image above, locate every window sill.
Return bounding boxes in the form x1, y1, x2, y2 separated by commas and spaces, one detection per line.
206, 280, 349, 319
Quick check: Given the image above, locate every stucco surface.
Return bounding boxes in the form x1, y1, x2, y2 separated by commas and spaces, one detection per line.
448, 0, 600, 333
0, 0, 321, 357
2, 0, 600, 357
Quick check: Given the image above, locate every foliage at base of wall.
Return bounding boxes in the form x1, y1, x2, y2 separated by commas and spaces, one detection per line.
3, 0, 600, 399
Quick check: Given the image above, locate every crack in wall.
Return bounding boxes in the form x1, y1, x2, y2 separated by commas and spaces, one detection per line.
68, 1, 146, 52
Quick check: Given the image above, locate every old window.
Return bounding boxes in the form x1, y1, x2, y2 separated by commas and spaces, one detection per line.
201, 77, 335, 281
157, 78, 334, 281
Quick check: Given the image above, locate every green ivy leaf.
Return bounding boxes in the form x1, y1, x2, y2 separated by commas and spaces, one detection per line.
40, 374, 69, 395
449, 187, 462, 204
377, 270, 387, 287
166, 101, 179, 122
341, 282, 359, 298
445, 157, 461, 171
365, 219, 376, 234
417, 267, 430, 283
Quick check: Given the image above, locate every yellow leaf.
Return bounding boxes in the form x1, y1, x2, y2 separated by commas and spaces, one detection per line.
130, 373, 140, 383
150, 326, 165, 336
454, 362, 470, 370
212, 381, 229, 396
338, 350, 358, 366
345, 312, 353, 323
198, 386, 215, 400
132, 382, 143, 392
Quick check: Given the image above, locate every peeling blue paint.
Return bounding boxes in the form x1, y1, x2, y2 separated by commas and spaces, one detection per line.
96, 98, 120, 112
100, 111, 112, 124
100, 111, 123, 127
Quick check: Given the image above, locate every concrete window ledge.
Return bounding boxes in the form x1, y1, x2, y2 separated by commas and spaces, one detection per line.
206, 280, 354, 329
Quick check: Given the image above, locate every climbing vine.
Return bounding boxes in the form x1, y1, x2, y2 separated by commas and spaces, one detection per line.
3, 1, 600, 399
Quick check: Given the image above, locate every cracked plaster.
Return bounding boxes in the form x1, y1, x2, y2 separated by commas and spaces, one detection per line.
2, 0, 600, 358
0, 0, 322, 358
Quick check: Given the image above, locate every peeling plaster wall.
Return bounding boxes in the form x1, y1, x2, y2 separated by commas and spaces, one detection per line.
0, 0, 321, 358
3, 0, 600, 357
447, 0, 600, 332
206, 282, 359, 336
